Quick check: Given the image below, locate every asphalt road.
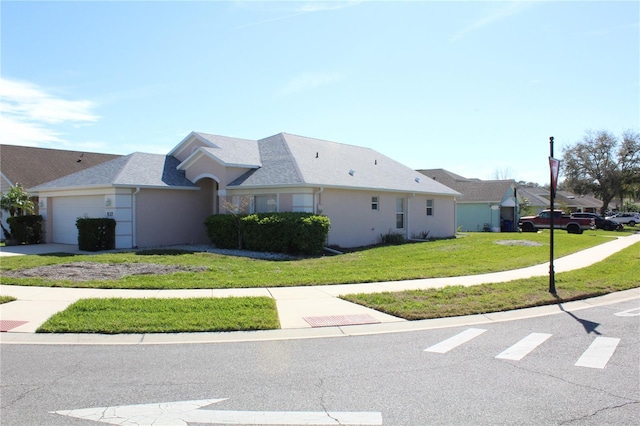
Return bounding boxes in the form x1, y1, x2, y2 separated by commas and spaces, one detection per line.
1, 299, 638, 425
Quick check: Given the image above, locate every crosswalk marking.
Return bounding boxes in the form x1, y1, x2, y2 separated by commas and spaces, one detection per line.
495, 333, 552, 360
424, 328, 487, 353
575, 337, 620, 369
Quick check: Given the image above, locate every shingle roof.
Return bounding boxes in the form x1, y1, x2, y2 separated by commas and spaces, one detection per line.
0, 144, 121, 189
517, 187, 550, 207
417, 169, 514, 202
194, 132, 261, 167
30, 153, 195, 191
229, 133, 459, 195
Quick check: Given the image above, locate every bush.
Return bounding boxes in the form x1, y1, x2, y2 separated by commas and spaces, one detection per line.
6, 215, 43, 244
204, 215, 241, 249
380, 230, 405, 245
205, 212, 330, 255
76, 218, 116, 251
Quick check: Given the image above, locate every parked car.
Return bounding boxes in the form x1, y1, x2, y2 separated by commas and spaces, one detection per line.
570, 212, 623, 231
605, 212, 640, 227
518, 210, 595, 234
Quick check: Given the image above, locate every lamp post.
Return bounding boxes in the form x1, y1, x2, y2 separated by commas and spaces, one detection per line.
548, 136, 559, 296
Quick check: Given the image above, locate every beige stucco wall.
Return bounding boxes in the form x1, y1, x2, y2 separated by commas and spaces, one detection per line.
320, 189, 456, 248
135, 181, 213, 247
184, 155, 252, 189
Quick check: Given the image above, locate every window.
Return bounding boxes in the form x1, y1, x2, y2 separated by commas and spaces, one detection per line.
396, 197, 404, 229
292, 194, 313, 213
371, 196, 379, 211
426, 199, 434, 216
254, 194, 277, 213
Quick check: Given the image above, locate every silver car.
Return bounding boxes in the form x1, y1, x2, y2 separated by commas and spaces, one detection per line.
605, 212, 640, 226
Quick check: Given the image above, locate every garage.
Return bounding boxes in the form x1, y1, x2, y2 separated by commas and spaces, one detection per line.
52, 196, 104, 244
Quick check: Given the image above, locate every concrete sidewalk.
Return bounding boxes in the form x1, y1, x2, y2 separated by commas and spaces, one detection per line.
1, 234, 639, 344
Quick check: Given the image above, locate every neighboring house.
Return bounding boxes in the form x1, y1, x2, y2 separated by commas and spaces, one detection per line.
30, 132, 460, 249
0, 144, 121, 237
517, 187, 603, 214
417, 169, 520, 232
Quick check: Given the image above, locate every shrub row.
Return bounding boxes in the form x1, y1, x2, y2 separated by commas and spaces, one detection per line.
205, 212, 330, 255
6, 215, 43, 244
76, 218, 116, 251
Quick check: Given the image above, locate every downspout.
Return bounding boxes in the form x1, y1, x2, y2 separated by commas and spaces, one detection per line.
314, 187, 327, 247
314, 187, 324, 214
132, 187, 141, 248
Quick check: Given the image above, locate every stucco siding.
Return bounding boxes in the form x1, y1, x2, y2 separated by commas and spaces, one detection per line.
408, 194, 456, 239
185, 156, 226, 184
457, 203, 501, 232
318, 189, 456, 248
135, 182, 213, 247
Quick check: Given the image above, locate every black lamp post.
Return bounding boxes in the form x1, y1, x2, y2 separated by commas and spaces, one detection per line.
549, 136, 557, 296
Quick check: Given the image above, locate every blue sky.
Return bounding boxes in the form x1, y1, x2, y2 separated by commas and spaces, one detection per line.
1, 1, 638, 185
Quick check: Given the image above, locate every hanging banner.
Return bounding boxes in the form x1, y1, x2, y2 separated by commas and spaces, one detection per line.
549, 156, 560, 191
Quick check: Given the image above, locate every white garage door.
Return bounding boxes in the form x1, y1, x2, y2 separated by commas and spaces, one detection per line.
52, 196, 104, 244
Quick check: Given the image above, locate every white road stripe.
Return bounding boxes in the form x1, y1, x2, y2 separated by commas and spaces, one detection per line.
424, 328, 487, 353
575, 337, 621, 369
495, 333, 552, 361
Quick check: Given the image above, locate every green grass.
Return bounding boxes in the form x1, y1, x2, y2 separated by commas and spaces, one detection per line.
342, 241, 640, 320
0, 295, 16, 304
36, 297, 280, 333
0, 231, 627, 289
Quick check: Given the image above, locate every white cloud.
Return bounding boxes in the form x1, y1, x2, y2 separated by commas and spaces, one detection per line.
450, 1, 535, 43
276, 72, 344, 97
0, 77, 100, 147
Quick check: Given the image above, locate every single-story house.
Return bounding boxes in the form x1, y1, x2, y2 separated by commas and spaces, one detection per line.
30, 132, 460, 249
0, 144, 121, 236
517, 186, 604, 214
417, 169, 521, 232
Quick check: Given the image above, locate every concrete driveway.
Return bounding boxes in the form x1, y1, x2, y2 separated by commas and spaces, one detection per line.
0, 243, 83, 257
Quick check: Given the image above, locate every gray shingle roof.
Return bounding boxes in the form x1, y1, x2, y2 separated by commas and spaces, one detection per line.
30, 153, 195, 191
418, 169, 514, 202
229, 133, 459, 195
194, 132, 261, 167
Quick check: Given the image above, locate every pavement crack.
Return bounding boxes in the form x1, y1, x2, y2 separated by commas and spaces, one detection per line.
559, 400, 639, 425
502, 361, 638, 401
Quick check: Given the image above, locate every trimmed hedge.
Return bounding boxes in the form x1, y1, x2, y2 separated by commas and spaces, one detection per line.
204, 215, 241, 250
76, 218, 116, 251
205, 212, 330, 255
6, 215, 43, 244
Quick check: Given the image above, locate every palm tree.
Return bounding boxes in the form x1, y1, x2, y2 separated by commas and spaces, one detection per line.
0, 183, 35, 217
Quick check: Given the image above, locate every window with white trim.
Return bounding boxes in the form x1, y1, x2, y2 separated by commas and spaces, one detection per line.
396, 197, 404, 229
371, 196, 379, 211
426, 199, 434, 216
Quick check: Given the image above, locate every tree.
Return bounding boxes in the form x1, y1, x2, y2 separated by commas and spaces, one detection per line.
562, 130, 640, 215
618, 130, 640, 205
0, 183, 35, 217
492, 167, 514, 180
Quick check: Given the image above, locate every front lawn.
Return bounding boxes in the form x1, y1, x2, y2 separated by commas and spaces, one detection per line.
36, 297, 280, 333
0, 231, 625, 289
342, 241, 640, 319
